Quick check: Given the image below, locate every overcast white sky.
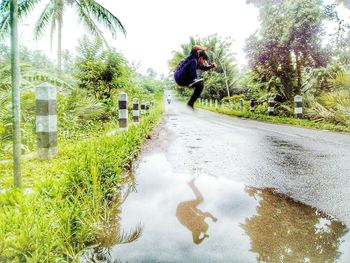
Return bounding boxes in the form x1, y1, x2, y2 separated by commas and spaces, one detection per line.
18, 0, 349, 77
19, 0, 260, 76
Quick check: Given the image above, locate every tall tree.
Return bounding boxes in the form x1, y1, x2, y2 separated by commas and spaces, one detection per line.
10, 0, 21, 187
245, 0, 330, 100
0, 0, 126, 74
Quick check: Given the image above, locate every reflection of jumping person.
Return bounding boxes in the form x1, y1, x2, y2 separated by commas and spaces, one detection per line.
174, 45, 217, 109
176, 179, 218, 244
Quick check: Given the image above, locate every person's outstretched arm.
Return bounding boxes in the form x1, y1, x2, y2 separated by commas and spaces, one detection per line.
198, 62, 217, 71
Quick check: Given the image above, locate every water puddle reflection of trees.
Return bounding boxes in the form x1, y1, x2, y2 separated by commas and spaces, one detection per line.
81, 171, 143, 263
82, 170, 348, 262
241, 187, 349, 263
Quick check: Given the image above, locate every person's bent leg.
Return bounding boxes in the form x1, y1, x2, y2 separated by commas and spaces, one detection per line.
187, 82, 204, 108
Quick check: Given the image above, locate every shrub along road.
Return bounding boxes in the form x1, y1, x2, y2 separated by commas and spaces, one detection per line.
109, 96, 350, 262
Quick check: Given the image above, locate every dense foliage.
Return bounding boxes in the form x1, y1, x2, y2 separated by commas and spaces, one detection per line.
171, 1, 350, 127
0, 41, 166, 159
75, 36, 132, 100
0, 102, 163, 261
0, 39, 165, 260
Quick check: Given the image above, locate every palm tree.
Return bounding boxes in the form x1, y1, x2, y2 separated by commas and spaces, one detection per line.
0, 0, 126, 74
168, 35, 237, 97
9, 0, 22, 187
168, 36, 200, 70
205, 35, 237, 97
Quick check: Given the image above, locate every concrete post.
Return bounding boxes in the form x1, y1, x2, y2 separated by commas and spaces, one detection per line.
133, 98, 139, 125
268, 98, 275, 116
205, 99, 208, 107
210, 99, 212, 108
250, 99, 255, 112
215, 99, 218, 108
141, 100, 146, 115
118, 92, 128, 131
229, 101, 233, 110
239, 99, 243, 111
294, 95, 303, 119
36, 82, 57, 160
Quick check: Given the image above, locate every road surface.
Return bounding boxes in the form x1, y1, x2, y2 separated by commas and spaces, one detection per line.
103, 98, 350, 262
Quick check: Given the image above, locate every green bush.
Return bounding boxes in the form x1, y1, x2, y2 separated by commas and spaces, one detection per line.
75, 36, 132, 101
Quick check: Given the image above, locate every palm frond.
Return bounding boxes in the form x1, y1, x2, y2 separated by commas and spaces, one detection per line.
22, 71, 74, 90
328, 71, 350, 90
74, 2, 105, 43
0, 0, 43, 37
34, 1, 55, 39
116, 224, 143, 244
81, 0, 126, 38
0, 0, 10, 12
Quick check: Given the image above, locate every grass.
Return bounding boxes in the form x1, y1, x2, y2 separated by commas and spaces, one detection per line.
0, 98, 164, 262
194, 100, 350, 134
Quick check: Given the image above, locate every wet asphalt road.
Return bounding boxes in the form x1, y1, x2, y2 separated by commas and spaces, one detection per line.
109, 98, 350, 263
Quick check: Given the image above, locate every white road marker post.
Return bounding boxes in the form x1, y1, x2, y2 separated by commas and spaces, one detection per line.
141, 100, 146, 115
133, 98, 139, 125
118, 92, 128, 131
36, 82, 58, 160
294, 95, 303, 119
268, 97, 275, 116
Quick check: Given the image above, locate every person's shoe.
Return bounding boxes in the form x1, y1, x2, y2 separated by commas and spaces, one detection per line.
187, 103, 195, 110
188, 78, 203, 88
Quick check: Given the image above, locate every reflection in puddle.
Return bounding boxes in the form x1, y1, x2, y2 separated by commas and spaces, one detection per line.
81, 171, 143, 263
241, 187, 349, 263
89, 153, 350, 262
176, 179, 217, 244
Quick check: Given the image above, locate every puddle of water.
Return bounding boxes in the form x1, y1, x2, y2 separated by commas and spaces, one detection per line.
89, 153, 350, 263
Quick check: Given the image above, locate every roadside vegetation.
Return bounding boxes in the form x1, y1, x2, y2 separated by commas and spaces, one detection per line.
169, 0, 350, 131
0, 103, 163, 261
0, 35, 166, 261
196, 101, 350, 133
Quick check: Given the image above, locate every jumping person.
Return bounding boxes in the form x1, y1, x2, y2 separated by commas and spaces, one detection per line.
174, 45, 216, 109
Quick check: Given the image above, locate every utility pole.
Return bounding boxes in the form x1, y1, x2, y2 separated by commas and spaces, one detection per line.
10, 0, 22, 187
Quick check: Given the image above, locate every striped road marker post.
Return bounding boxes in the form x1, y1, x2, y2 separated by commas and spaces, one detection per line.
268, 97, 275, 116
36, 82, 58, 160
133, 98, 139, 125
239, 99, 243, 111
141, 100, 146, 115
250, 99, 255, 112
118, 92, 128, 131
294, 95, 303, 119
